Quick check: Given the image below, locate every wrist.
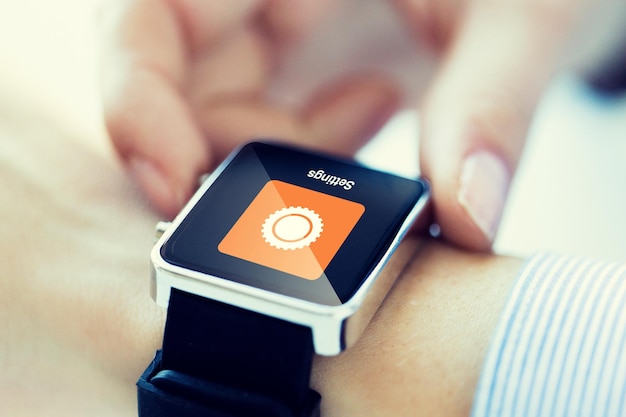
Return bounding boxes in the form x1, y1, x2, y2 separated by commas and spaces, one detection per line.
312, 238, 523, 417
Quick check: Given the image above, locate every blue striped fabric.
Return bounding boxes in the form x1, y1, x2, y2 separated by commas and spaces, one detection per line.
472, 253, 626, 417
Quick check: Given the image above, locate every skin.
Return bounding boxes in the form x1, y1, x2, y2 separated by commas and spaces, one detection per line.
0, 112, 522, 416
313, 242, 521, 417
1, 1, 620, 414
100, 0, 598, 250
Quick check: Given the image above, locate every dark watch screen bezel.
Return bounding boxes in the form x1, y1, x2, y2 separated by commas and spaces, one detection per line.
161, 142, 427, 306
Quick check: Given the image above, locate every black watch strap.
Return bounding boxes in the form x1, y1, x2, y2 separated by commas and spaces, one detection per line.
137, 288, 321, 417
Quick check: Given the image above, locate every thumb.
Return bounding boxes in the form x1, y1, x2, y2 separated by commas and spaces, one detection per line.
420, 2, 581, 250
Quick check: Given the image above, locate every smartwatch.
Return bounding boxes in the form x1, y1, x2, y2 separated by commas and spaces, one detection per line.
137, 141, 430, 417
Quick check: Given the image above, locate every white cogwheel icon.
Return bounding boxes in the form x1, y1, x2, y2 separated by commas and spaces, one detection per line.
262, 206, 323, 250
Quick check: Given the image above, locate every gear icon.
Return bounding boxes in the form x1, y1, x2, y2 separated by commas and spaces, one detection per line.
262, 206, 323, 250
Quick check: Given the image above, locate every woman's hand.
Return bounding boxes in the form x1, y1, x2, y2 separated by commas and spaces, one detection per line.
102, 0, 591, 250
101, 0, 597, 251
100, 0, 400, 218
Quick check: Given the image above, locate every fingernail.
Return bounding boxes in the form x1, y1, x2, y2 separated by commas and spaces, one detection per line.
457, 150, 510, 241
128, 157, 186, 216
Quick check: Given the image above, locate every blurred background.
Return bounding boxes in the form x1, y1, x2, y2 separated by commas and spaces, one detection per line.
1, 0, 625, 261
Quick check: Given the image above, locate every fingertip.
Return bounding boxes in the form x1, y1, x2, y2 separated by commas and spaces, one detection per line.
260, 0, 337, 45
425, 151, 512, 252
457, 150, 510, 242
128, 157, 190, 218
433, 203, 496, 252
104, 67, 210, 217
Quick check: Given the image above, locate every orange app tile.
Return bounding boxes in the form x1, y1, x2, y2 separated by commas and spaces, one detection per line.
218, 180, 365, 280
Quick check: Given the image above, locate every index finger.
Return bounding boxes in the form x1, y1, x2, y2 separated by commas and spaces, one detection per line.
417, 1, 589, 250
100, 0, 263, 216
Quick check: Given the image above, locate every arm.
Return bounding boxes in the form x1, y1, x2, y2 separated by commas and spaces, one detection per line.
315, 242, 626, 417
4, 149, 623, 417
313, 240, 522, 417
0, 168, 520, 417
2, 121, 622, 417
0, 111, 524, 415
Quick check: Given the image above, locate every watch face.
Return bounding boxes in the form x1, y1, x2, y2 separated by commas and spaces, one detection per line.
161, 142, 428, 306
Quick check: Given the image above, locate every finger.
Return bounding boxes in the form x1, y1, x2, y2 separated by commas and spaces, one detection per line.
259, 0, 338, 45
302, 75, 401, 155
107, 67, 208, 218
419, 2, 585, 250
100, 0, 263, 217
168, 0, 266, 54
187, 27, 274, 109
391, 0, 465, 50
196, 76, 400, 160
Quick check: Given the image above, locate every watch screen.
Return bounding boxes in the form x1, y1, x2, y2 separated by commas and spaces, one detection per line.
218, 180, 365, 280
161, 142, 427, 306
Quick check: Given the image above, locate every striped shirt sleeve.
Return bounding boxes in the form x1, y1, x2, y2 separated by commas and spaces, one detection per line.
472, 253, 626, 417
